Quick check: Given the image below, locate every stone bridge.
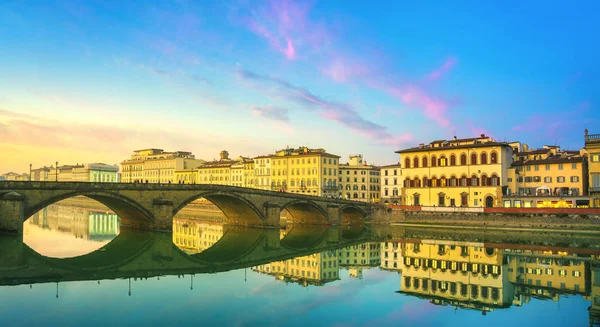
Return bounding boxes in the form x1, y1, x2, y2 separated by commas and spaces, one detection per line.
0, 225, 378, 286
0, 181, 373, 234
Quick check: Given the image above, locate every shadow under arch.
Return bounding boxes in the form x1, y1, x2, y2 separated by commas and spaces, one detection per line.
280, 199, 328, 224
340, 205, 367, 225
280, 225, 330, 250
186, 227, 268, 264
342, 224, 368, 240
24, 192, 154, 229
22, 228, 155, 272
173, 192, 264, 226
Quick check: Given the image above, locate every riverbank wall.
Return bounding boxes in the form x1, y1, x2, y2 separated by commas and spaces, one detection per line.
371, 205, 600, 231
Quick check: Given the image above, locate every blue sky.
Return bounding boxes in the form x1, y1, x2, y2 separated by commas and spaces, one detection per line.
1, 0, 598, 172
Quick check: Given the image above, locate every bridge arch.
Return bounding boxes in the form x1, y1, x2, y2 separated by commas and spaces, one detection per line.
24, 191, 154, 228
280, 225, 330, 250
173, 191, 264, 226
340, 205, 367, 225
280, 199, 328, 224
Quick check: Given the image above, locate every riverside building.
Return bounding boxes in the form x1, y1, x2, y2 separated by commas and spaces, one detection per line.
338, 155, 380, 202
585, 129, 600, 207
396, 135, 513, 207
380, 163, 402, 205
120, 148, 203, 183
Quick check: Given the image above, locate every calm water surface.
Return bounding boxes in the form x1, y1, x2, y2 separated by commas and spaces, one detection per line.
1, 201, 599, 326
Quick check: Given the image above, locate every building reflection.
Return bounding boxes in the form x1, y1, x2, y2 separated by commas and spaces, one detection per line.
172, 218, 224, 254
253, 249, 340, 286
339, 243, 381, 279
27, 204, 119, 241
394, 238, 600, 323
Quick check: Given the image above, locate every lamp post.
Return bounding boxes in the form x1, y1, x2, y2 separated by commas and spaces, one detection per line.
29, 164, 32, 181
55, 161, 58, 182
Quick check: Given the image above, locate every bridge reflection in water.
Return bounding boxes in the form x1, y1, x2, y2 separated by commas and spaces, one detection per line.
5, 204, 600, 325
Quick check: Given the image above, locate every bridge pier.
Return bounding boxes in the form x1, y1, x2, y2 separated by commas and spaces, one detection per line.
0, 192, 24, 234
264, 204, 281, 228
0, 235, 25, 270
326, 204, 341, 226
151, 198, 176, 231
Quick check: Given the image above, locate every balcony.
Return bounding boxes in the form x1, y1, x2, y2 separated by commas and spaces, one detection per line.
585, 133, 600, 144
590, 187, 600, 194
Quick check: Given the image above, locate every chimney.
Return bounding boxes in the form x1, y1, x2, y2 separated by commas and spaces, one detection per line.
480, 134, 485, 138
454, 135, 457, 140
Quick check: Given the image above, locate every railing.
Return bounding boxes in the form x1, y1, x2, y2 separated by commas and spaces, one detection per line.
586, 133, 600, 143
504, 194, 584, 198
590, 187, 600, 193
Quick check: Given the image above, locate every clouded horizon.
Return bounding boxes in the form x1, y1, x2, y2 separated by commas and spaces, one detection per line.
1, 0, 598, 173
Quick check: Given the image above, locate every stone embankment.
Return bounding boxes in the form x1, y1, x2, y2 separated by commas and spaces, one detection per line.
371, 205, 600, 231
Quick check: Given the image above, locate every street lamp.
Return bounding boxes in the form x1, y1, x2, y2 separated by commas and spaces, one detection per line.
55, 161, 58, 182
29, 164, 32, 181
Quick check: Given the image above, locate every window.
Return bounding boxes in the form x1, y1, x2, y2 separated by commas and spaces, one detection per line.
471, 153, 477, 165
544, 177, 552, 183
572, 163, 577, 169
460, 154, 467, 165
557, 176, 566, 183
480, 153, 487, 165
491, 152, 498, 164
431, 156, 437, 167
571, 176, 579, 183
385, 170, 388, 176
546, 164, 550, 170
405, 158, 410, 168
534, 165, 539, 171
592, 154, 600, 162
413, 157, 419, 168
422, 157, 428, 168
393, 170, 397, 175
558, 164, 564, 170
440, 157, 447, 166
450, 155, 456, 166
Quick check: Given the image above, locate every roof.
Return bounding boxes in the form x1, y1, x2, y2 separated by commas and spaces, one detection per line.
197, 160, 235, 168
511, 155, 584, 166
380, 163, 402, 168
134, 148, 164, 152
396, 141, 511, 154
339, 164, 379, 169
515, 149, 550, 156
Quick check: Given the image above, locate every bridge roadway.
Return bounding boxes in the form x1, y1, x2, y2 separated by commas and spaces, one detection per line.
0, 181, 373, 234
0, 225, 378, 287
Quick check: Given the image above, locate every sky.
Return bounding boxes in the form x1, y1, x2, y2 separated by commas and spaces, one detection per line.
1, 0, 599, 173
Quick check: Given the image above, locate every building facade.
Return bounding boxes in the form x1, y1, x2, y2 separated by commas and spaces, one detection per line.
504, 145, 589, 208
397, 135, 513, 207
266, 146, 340, 197
252, 250, 340, 286
120, 148, 203, 183
253, 155, 272, 190
196, 151, 235, 185
172, 218, 224, 254
585, 129, 600, 207
338, 155, 380, 202
380, 164, 402, 205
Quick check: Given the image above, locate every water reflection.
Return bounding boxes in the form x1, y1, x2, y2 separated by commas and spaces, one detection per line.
6, 203, 600, 325
24, 202, 120, 258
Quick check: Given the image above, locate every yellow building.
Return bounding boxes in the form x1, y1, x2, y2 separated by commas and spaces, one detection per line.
252, 250, 340, 286
120, 148, 203, 183
399, 240, 511, 313
231, 156, 255, 188
585, 129, 600, 207
253, 155, 272, 191
381, 241, 403, 271
172, 218, 224, 254
195, 151, 235, 185
339, 242, 381, 268
505, 145, 589, 208
397, 135, 513, 207
380, 164, 402, 205
1, 172, 29, 181
266, 146, 340, 196
504, 248, 589, 302
338, 155, 380, 202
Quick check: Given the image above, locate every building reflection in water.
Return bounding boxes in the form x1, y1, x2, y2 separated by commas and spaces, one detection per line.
172, 218, 225, 254
390, 238, 600, 323
26, 204, 119, 241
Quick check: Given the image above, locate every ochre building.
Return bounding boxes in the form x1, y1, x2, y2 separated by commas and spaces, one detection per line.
585, 129, 600, 207
338, 155, 380, 202
396, 135, 513, 207
120, 148, 203, 183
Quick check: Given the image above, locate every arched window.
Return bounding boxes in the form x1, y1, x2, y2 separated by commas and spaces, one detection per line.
481, 174, 488, 186
405, 157, 411, 168
491, 152, 498, 164
460, 176, 468, 187
413, 157, 419, 168
404, 178, 410, 187
415, 177, 421, 187
431, 156, 437, 167
450, 176, 457, 187
439, 156, 447, 167
481, 153, 488, 165
422, 156, 428, 168
361, 185, 366, 190
460, 154, 467, 165
491, 174, 499, 186
450, 155, 456, 166
353, 185, 359, 190
471, 153, 477, 165
353, 193, 358, 199
431, 176, 438, 187
423, 177, 429, 187
471, 175, 479, 186
440, 176, 447, 187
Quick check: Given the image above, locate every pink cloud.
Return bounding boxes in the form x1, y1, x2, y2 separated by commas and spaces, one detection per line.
386, 84, 450, 127
239, 0, 329, 60
323, 58, 370, 83
426, 57, 457, 81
